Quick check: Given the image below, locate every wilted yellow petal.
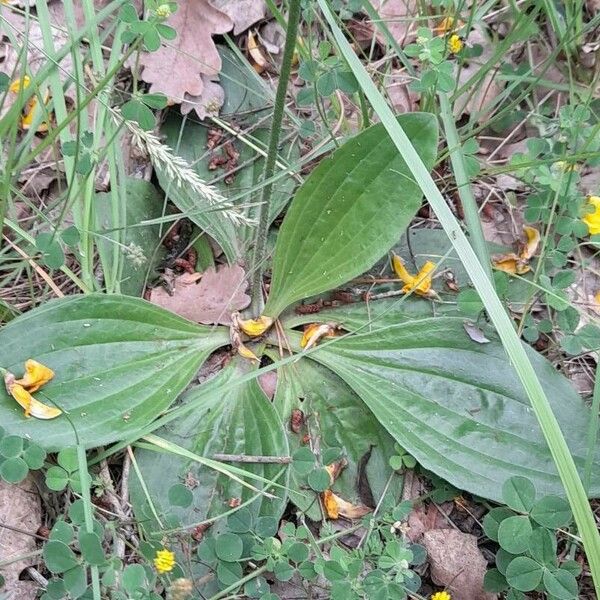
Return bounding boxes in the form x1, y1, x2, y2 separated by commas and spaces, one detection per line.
4, 373, 61, 420
322, 490, 339, 519
21, 94, 50, 133
9, 75, 31, 93
492, 253, 531, 275
248, 30, 268, 70
325, 458, 347, 484
15, 359, 54, 392
583, 196, 600, 236
434, 16, 455, 34
521, 226, 540, 261
412, 261, 435, 294
322, 489, 371, 520
393, 255, 436, 296
237, 342, 260, 363
392, 254, 414, 286
300, 322, 338, 350
238, 315, 273, 337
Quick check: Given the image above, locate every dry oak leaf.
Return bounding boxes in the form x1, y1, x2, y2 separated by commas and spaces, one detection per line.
0, 476, 42, 600
212, 0, 267, 36
149, 265, 250, 325
423, 529, 496, 600
139, 0, 233, 103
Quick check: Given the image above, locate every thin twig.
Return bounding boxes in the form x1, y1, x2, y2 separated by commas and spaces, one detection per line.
212, 453, 291, 464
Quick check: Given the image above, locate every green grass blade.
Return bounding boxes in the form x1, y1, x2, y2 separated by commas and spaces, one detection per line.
438, 92, 492, 284
317, 1, 600, 594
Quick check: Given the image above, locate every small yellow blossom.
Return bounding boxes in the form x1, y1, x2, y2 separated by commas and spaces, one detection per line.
154, 548, 176, 574
553, 160, 579, 173
236, 342, 260, 363
155, 3, 172, 18
238, 315, 273, 337
448, 34, 463, 54
431, 592, 451, 600
3, 364, 61, 420
583, 196, 600, 236
393, 255, 436, 297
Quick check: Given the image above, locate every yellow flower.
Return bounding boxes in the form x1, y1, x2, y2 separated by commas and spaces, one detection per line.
431, 592, 451, 600
448, 34, 463, 54
238, 315, 273, 337
3, 366, 61, 420
392, 255, 436, 297
583, 196, 600, 236
155, 3, 172, 18
492, 226, 540, 275
154, 548, 176, 574
15, 359, 54, 393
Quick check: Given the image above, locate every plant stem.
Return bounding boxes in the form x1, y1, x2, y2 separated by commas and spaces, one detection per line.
77, 444, 101, 600
584, 363, 600, 493
438, 92, 493, 285
250, 0, 301, 315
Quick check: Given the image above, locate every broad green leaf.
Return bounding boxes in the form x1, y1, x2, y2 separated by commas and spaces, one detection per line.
307, 318, 600, 502
542, 568, 578, 599
505, 557, 543, 592
95, 178, 166, 296
0, 295, 227, 450
43, 540, 80, 573
497, 516, 532, 554
130, 358, 288, 595
273, 359, 401, 520
503, 476, 536, 513
530, 495, 573, 528
264, 113, 438, 317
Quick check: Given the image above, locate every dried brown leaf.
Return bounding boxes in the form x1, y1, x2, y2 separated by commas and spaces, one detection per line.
181, 75, 225, 120
149, 265, 250, 325
212, 0, 267, 36
371, 0, 418, 46
423, 529, 496, 600
463, 321, 490, 344
139, 0, 232, 104
0, 476, 42, 600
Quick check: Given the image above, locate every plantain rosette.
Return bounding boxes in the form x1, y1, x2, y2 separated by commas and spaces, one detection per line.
1, 115, 599, 570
